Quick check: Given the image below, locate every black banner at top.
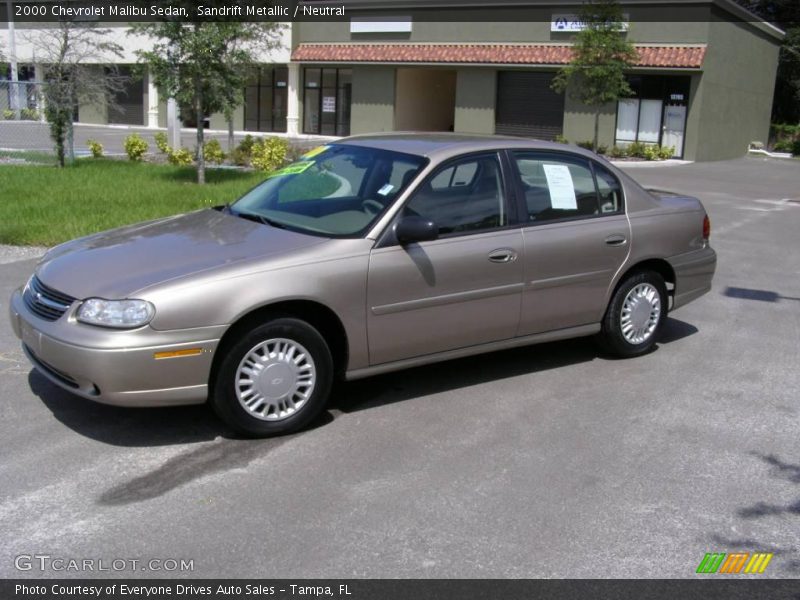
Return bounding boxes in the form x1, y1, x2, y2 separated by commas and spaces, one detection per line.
0, 0, 780, 24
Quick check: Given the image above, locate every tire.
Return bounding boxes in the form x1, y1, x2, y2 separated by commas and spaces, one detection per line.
211, 317, 333, 437
599, 270, 667, 358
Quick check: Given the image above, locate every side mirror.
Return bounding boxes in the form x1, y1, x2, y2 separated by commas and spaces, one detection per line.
395, 216, 439, 244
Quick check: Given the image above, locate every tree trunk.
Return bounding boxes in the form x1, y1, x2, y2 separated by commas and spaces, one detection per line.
227, 112, 235, 153
196, 87, 205, 185
66, 120, 75, 166
593, 108, 600, 153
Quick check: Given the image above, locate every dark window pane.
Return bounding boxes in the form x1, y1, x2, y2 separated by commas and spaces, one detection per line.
593, 164, 624, 213
513, 152, 599, 222
405, 156, 506, 235
322, 68, 337, 88
305, 68, 321, 89
303, 88, 320, 133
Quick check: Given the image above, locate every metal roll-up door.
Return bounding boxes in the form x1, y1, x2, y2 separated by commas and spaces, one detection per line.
495, 71, 565, 140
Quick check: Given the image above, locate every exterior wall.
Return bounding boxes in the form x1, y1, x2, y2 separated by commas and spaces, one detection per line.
207, 105, 245, 132
691, 10, 780, 160
682, 73, 705, 161
294, 7, 712, 45
454, 68, 496, 135
76, 67, 108, 124
395, 68, 456, 131
350, 65, 396, 134
563, 93, 616, 148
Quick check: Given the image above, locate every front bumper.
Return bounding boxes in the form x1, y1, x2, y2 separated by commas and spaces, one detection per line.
9, 288, 225, 407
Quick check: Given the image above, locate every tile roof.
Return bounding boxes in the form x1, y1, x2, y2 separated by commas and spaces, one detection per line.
292, 43, 706, 69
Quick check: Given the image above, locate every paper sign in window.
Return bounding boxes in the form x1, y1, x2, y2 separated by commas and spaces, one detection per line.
543, 164, 577, 210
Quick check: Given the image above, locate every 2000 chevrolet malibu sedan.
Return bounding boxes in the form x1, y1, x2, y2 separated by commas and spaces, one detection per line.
10, 134, 716, 437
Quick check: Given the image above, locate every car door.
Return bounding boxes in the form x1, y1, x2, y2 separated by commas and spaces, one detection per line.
367, 152, 524, 365
510, 151, 631, 336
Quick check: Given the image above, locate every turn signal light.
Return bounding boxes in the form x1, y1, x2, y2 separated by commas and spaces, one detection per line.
702, 214, 711, 240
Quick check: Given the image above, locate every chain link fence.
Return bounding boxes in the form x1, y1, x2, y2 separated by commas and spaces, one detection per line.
1, 80, 327, 161
0, 80, 55, 155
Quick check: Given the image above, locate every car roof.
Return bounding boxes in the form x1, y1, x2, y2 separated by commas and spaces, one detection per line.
335, 132, 600, 162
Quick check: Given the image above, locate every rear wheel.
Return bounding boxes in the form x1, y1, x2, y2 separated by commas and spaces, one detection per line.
211, 318, 333, 437
599, 270, 667, 358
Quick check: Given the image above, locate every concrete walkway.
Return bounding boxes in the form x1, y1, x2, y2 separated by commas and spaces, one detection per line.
0, 121, 333, 155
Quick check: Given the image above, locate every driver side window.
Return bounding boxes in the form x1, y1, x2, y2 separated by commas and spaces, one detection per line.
403, 154, 507, 236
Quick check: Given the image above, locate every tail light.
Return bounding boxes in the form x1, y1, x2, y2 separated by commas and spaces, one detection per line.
702, 214, 711, 241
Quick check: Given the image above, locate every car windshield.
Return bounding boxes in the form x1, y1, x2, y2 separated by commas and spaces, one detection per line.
231, 144, 428, 237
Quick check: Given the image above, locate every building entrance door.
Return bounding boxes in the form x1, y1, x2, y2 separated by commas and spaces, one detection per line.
662, 104, 687, 158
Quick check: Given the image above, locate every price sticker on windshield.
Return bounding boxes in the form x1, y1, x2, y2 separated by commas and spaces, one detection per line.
267, 161, 315, 178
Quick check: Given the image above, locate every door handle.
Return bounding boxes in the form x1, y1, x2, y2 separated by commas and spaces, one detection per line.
488, 248, 518, 263
604, 234, 628, 246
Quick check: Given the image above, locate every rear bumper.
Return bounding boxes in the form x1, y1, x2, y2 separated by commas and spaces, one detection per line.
9, 288, 223, 407
668, 246, 717, 310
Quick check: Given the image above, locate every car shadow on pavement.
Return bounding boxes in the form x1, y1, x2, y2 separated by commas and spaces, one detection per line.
27, 317, 697, 444
29, 368, 337, 448
333, 317, 698, 414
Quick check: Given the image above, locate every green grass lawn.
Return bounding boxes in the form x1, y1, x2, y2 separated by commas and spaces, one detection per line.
0, 160, 266, 246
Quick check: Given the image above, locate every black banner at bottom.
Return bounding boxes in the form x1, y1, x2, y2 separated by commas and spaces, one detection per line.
3, 579, 800, 600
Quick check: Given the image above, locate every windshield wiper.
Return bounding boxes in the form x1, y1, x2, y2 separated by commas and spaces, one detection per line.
229, 209, 287, 230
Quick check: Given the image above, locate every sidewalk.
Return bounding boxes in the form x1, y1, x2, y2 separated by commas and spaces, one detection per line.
0, 121, 333, 155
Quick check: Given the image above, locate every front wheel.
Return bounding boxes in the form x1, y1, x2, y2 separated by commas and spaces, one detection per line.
599, 270, 667, 358
211, 318, 333, 437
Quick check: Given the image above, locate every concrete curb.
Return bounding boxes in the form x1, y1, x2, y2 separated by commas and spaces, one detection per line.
0, 245, 48, 265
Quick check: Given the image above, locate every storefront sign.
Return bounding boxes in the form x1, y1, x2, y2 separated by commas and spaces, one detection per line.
551, 14, 629, 32
322, 96, 336, 113
351, 17, 412, 33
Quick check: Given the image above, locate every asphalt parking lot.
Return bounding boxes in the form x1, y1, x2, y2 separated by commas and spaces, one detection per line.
0, 155, 798, 579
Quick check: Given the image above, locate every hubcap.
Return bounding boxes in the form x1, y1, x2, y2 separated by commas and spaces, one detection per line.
620, 283, 662, 345
235, 338, 316, 421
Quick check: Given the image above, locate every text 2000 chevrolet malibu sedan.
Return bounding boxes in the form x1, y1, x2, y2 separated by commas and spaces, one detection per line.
9, 134, 716, 437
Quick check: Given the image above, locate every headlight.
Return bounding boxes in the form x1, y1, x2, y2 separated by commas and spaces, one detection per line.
77, 298, 155, 329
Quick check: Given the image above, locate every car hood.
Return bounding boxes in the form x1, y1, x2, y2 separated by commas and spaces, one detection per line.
36, 209, 328, 299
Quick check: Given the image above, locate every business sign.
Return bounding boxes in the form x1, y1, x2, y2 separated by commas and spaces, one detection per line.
350, 17, 412, 34
551, 14, 630, 32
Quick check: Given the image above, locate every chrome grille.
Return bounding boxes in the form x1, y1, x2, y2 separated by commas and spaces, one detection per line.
22, 275, 75, 321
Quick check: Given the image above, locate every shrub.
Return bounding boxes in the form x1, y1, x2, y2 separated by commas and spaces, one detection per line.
123, 133, 148, 161
792, 140, 800, 157
229, 147, 251, 167
167, 147, 193, 166
658, 146, 675, 160
229, 134, 258, 166
749, 141, 765, 150
596, 143, 609, 155
87, 139, 104, 158
20, 108, 39, 120
154, 131, 169, 154
237, 134, 256, 154
576, 140, 594, 150
2, 109, 14, 120
251, 137, 289, 172
553, 134, 568, 144
627, 141, 647, 159
642, 145, 660, 161
204, 138, 226, 165
773, 139, 793, 153
285, 143, 308, 164
608, 145, 627, 159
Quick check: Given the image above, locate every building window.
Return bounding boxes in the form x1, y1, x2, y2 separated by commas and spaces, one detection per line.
244, 66, 288, 133
614, 75, 690, 157
303, 67, 352, 136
